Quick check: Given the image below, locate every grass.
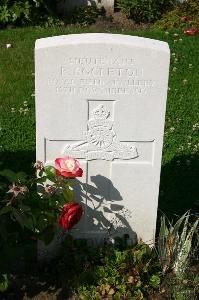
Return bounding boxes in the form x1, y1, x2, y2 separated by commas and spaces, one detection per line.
0, 26, 199, 218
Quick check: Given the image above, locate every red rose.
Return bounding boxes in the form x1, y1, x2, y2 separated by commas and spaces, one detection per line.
184, 28, 198, 36
55, 156, 83, 178
59, 203, 83, 230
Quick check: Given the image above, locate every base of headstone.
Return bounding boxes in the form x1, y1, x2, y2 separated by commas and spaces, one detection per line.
38, 230, 138, 261
37, 228, 65, 262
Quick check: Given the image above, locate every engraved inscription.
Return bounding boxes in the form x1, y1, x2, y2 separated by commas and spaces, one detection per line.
56, 86, 146, 95
63, 104, 138, 161
47, 56, 156, 96
61, 66, 143, 77
64, 57, 136, 66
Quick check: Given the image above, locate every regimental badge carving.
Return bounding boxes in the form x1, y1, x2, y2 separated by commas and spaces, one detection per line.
63, 104, 138, 161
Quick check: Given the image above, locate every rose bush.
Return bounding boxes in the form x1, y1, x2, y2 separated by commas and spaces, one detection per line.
55, 156, 83, 178
0, 156, 84, 254
59, 203, 83, 231
0, 155, 84, 282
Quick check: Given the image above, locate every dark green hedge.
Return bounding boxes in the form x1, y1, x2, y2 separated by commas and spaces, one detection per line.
0, 0, 59, 27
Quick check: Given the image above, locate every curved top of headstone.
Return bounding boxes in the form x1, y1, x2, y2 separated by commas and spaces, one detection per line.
35, 33, 169, 53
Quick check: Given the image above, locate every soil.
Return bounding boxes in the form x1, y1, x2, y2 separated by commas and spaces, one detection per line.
0, 267, 75, 300
89, 12, 151, 31
64, 11, 152, 32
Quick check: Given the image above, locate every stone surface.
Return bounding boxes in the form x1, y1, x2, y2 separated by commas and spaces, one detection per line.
35, 33, 170, 245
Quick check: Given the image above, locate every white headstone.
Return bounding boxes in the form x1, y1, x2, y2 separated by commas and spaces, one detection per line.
35, 33, 170, 245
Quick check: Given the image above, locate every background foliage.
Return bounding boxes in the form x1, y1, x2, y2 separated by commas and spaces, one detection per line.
155, 0, 199, 29
117, 0, 177, 23
66, 5, 106, 26
0, 0, 60, 27
1, 1, 199, 27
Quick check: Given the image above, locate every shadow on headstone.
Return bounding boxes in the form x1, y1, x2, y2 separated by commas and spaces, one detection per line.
74, 175, 137, 243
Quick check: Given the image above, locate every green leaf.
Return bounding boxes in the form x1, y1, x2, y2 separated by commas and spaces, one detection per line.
0, 274, 9, 292
63, 188, 74, 202
0, 205, 14, 216
18, 202, 28, 210
174, 217, 199, 276
44, 166, 56, 182
45, 166, 56, 175
149, 274, 161, 288
172, 211, 189, 237
36, 176, 47, 183
158, 215, 169, 270
39, 225, 55, 245
158, 211, 199, 277
15, 171, 28, 182
11, 209, 36, 231
53, 194, 66, 207
0, 169, 18, 182
23, 214, 35, 231
0, 169, 28, 183
12, 211, 24, 229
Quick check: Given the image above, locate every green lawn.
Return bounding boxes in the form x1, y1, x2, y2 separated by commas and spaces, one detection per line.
0, 26, 198, 218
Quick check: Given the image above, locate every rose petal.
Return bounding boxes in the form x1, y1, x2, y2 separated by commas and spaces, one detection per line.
59, 203, 83, 230
55, 157, 83, 178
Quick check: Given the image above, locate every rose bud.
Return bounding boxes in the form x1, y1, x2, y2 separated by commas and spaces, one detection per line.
34, 161, 44, 171
20, 186, 29, 194
44, 184, 53, 194
59, 203, 83, 230
55, 156, 83, 178
184, 28, 198, 36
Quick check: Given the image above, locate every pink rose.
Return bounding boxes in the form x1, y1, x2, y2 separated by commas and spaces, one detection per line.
184, 28, 198, 36
59, 203, 83, 230
55, 156, 83, 178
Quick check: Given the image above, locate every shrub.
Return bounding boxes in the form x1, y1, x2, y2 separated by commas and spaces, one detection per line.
0, 157, 84, 271
71, 241, 161, 299
0, 0, 61, 27
117, 0, 177, 23
155, 0, 199, 29
66, 5, 106, 26
158, 211, 198, 277
182, 0, 199, 17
